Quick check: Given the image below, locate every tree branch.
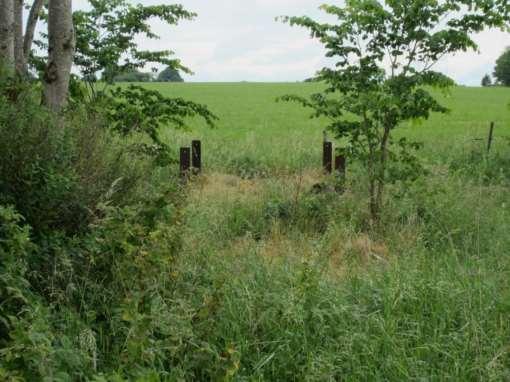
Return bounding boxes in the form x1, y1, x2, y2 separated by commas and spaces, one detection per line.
23, 0, 44, 71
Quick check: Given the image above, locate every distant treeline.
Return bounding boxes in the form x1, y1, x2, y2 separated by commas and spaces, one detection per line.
92, 66, 185, 83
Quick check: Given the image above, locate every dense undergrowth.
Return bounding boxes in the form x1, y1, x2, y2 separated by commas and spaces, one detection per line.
174, 155, 510, 380
1, 77, 510, 380
0, 76, 186, 380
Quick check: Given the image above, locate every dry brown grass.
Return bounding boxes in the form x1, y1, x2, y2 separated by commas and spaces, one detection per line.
190, 172, 266, 203
190, 169, 325, 203
183, 170, 406, 279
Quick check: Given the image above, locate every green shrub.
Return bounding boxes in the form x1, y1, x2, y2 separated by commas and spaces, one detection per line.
0, 205, 84, 381
0, 205, 34, 345
0, 79, 152, 237
0, 72, 190, 379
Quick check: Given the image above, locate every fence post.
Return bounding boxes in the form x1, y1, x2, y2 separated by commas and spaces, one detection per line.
323, 141, 333, 174
180, 147, 191, 179
192, 140, 202, 173
335, 154, 346, 176
487, 122, 495, 153
334, 154, 346, 193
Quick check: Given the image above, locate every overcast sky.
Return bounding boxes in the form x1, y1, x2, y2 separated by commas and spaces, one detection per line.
73, 0, 509, 85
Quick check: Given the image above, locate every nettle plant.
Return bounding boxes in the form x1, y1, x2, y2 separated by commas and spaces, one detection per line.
281, 0, 509, 221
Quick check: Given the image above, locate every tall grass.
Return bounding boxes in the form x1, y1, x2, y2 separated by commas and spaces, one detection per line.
164, 147, 510, 379
2, 81, 510, 380
148, 83, 510, 379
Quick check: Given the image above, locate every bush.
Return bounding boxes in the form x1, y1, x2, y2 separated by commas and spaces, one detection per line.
0, 206, 34, 345
0, 78, 159, 236
0, 73, 188, 379
0, 199, 186, 380
157, 66, 184, 82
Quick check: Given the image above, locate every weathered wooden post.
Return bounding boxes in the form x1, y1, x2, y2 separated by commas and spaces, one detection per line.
334, 154, 346, 193
180, 147, 191, 179
192, 140, 202, 173
335, 154, 346, 176
487, 122, 495, 153
323, 141, 333, 174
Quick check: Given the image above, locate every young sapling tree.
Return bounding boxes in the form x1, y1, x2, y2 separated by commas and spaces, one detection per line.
280, 0, 509, 222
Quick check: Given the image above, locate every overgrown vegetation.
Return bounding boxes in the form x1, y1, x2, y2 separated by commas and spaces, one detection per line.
1, 0, 510, 380
0, 60, 197, 378
2, 77, 510, 379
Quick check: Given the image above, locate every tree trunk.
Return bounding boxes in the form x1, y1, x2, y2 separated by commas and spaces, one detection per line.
367, 142, 378, 223
369, 175, 378, 223
44, 0, 75, 112
0, 0, 15, 71
23, 0, 44, 73
13, 0, 23, 74
372, 125, 392, 222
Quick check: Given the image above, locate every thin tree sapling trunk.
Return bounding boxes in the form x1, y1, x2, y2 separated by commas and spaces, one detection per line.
373, 125, 392, 222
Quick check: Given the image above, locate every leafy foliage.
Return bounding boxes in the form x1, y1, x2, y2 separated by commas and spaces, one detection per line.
494, 47, 510, 86
99, 85, 217, 165
0, 206, 33, 345
111, 69, 154, 83
481, 73, 492, 87
0, 77, 154, 235
2, 1, 510, 380
0, 72, 187, 380
73, 0, 195, 84
280, 0, 509, 221
68, 2, 217, 165
158, 66, 184, 82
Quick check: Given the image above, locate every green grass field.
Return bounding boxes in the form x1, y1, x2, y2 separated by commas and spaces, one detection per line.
151, 83, 510, 173
126, 83, 510, 379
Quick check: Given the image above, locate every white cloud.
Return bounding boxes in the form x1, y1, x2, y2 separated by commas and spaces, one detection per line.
141, 0, 328, 81
57, 1, 510, 84
435, 29, 509, 85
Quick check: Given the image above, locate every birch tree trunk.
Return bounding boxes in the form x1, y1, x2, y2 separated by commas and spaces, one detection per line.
0, 0, 15, 71
23, 0, 44, 72
13, 0, 23, 74
44, 0, 75, 112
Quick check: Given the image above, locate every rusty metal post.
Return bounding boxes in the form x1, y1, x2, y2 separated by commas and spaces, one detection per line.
192, 140, 202, 173
335, 155, 346, 176
323, 141, 333, 174
487, 122, 495, 153
180, 147, 191, 179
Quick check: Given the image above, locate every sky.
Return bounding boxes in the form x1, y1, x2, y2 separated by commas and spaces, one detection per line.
73, 0, 509, 85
